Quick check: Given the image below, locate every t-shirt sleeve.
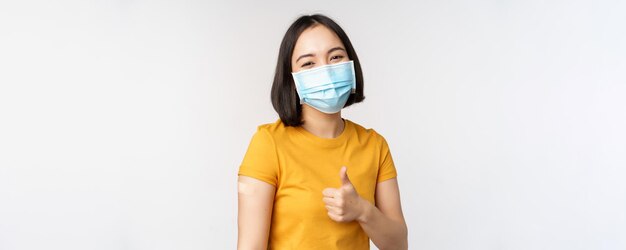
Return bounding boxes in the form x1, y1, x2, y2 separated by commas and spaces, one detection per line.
237, 127, 279, 187
377, 133, 398, 183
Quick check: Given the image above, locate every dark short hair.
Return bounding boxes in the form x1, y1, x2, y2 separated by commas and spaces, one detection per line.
270, 14, 365, 127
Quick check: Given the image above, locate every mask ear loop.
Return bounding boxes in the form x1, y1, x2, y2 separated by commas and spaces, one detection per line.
349, 60, 357, 94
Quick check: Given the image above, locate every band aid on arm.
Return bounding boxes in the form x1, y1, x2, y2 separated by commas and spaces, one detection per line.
238, 180, 256, 196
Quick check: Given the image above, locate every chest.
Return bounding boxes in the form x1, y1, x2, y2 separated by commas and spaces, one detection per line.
274, 141, 381, 205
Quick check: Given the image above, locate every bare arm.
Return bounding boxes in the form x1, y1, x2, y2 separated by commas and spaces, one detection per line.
357, 177, 408, 250
237, 175, 275, 250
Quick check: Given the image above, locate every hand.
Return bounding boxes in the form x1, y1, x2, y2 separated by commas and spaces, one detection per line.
322, 166, 366, 223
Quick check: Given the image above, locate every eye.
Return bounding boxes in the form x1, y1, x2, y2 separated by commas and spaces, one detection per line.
330, 55, 344, 61
301, 61, 314, 67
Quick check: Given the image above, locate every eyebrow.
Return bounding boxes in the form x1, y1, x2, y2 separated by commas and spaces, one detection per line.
295, 47, 346, 63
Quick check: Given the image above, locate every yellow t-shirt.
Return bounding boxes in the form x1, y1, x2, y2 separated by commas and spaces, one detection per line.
238, 118, 397, 249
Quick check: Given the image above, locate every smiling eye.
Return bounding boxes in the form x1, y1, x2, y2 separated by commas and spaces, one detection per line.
301, 61, 314, 67
330, 55, 344, 61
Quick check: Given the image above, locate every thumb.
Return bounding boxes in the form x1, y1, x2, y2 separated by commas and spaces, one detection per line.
339, 166, 352, 186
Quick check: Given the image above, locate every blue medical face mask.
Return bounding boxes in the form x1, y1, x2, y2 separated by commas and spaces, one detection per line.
291, 60, 356, 114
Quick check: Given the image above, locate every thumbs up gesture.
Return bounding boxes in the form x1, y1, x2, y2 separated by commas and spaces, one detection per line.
322, 166, 366, 223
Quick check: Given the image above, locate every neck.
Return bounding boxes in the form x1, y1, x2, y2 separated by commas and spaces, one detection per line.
300, 105, 345, 139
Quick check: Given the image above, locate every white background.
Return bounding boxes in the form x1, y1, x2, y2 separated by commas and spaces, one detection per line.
1, 0, 625, 249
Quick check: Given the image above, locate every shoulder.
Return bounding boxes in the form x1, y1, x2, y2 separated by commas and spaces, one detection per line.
346, 119, 389, 146
255, 118, 289, 135
250, 118, 291, 143
256, 118, 284, 131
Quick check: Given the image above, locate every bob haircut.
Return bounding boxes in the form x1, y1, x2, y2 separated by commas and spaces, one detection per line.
270, 14, 365, 127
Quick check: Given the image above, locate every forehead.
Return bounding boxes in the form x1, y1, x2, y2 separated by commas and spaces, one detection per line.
292, 24, 345, 57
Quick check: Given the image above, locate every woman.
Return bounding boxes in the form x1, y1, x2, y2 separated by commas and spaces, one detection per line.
237, 14, 408, 250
